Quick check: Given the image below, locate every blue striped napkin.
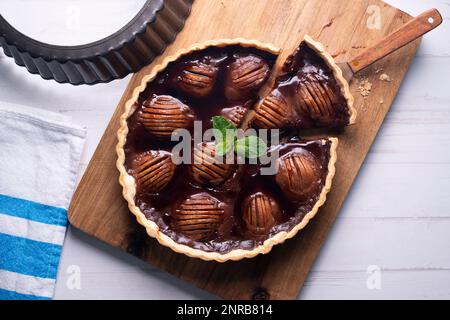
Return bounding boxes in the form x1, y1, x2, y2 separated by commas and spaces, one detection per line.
0, 102, 86, 300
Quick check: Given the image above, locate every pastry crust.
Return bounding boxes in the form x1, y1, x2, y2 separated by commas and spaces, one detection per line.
117, 38, 339, 262
303, 35, 357, 125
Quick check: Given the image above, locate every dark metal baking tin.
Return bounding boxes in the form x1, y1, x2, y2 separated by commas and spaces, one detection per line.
0, 0, 194, 85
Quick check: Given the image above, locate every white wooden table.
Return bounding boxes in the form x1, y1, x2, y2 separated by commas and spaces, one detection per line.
0, 0, 449, 300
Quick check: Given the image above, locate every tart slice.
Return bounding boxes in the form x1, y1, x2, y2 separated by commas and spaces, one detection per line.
253, 35, 356, 130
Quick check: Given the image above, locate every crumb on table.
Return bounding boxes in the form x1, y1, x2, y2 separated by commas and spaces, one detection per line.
358, 78, 373, 97
379, 73, 392, 82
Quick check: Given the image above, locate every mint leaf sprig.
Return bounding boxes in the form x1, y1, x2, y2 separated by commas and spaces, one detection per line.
212, 116, 267, 159
212, 116, 237, 156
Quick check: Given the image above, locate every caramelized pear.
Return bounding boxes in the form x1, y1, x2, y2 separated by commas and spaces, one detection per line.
253, 91, 290, 129
242, 193, 280, 235
221, 106, 247, 127
297, 73, 339, 122
135, 151, 175, 193
140, 95, 194, 139
174, 193, 225, 241
225, 54, 270, 101
191, 142, 236, 186
276, 150, 321, 200
176, 62, 218, 98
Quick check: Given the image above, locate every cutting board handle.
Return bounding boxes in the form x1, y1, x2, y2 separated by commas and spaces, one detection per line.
348, 8, 442, 74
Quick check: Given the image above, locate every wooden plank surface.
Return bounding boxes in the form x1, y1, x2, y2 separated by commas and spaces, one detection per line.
68, 0, 421, 300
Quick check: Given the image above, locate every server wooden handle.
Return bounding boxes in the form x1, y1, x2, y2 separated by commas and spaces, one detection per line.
348, 8, 442, 74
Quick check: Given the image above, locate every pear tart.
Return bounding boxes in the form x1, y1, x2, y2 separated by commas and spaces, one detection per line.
117, 38, 350, 262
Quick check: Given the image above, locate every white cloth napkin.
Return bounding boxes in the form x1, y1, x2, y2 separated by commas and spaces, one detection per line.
0, 102, 86, 300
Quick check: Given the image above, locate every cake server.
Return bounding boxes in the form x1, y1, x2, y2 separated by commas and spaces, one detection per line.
337, 8, 442, 82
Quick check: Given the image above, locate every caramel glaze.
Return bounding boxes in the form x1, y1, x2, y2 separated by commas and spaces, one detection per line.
124, 45, 332, 253
253, 42, 350, 130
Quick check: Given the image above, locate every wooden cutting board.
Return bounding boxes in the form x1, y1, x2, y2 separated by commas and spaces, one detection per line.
68, 0, 421, 300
